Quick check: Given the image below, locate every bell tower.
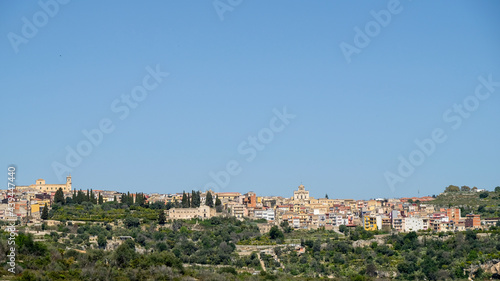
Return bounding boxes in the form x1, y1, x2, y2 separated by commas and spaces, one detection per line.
66, 175, 72, 191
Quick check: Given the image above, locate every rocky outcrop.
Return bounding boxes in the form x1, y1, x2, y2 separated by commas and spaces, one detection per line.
352, 237, 385, 248
468, 259, 500, 279
486, 261, 500, 278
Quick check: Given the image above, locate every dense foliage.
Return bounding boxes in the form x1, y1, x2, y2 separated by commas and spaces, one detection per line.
2, 213, 500, 280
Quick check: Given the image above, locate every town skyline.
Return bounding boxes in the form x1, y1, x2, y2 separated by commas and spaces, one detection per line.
11, 175, 493, 202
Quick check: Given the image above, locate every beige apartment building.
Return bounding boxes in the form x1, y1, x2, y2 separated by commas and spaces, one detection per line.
16, 176, 72, 193
167, 205, 214, 220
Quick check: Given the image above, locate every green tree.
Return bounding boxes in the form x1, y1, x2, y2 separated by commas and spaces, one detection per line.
90, 189, 97, 204
120, 193, 127, 205
76, 190, 85, 204
366, 263, 377, 277
339, 225, 349, 234
124, 217, 140, 228
325, 193, 329, 199
398, 261, 416, 274
280, 221, 292, 233
495, 186, 500, 193
135, 192, 146, 207
127, 191, 133, 205
479, 192, 489, 199
269, 225, 284, 241
54, 188, 65, 205
215, 196, 222, 212
181, 191, 188, 208
41, 203, 49, 220
191, 190, 200, 207
114, 239, 136, 267
158, 210, 166, 225
98, 193, 103, 204
97, 234, 107, 248
461, 185, 471, 192
445, 185, 460, 192
134, 193, 140, 206
205, 191, 214, 208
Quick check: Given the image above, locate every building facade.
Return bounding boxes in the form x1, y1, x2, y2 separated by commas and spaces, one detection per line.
167, 206, 214, 220
465, 214, 481, 229
254, 208, 275, 221
293, 184, 310, 201
17, 176, 72, 193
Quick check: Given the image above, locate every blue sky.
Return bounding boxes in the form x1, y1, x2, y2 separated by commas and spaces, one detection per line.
1, 1, 499, 199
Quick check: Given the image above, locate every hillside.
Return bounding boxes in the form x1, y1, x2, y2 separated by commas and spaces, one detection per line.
427, 191, 500, 218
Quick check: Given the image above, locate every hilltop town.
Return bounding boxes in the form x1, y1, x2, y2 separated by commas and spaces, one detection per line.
2, 176, 500, 280
3, 177, 499, 233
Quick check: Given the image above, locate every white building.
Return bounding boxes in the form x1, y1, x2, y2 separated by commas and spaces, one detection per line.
254, 209, 275, 221
293, 184, 310, 201
330, 215, 348, 226
404, 217, 427, 232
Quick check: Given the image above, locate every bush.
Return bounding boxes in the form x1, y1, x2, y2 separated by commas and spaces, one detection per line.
269, 226, 284, 241
124, 217, 140, 228
218, 267, 237, 275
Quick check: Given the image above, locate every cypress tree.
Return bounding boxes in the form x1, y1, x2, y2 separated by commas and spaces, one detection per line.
54, 188, 65, 205
215, 195, 222, 212
136, 193, 145, 206
77, 190, 84, 204
158, 210, 166, 225
205, 191, 214, 208
181, 191, 188, 208
191, 190, 200, 207
41, 203, 49, 220
127, 192, 133, 205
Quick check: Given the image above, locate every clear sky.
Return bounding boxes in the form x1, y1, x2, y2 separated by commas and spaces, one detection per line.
1, 1, 499, 199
